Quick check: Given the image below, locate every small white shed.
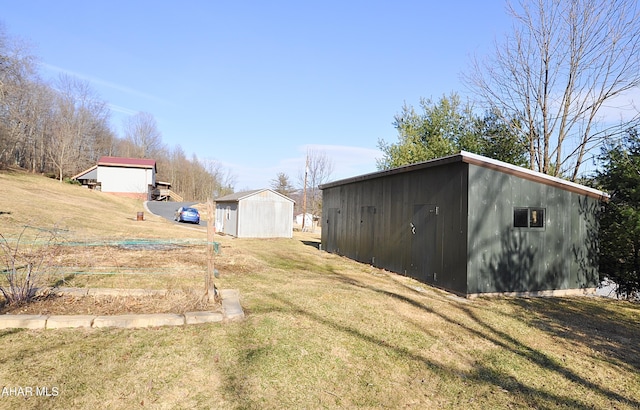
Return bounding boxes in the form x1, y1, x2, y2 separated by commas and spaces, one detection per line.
295, 213, 316, 227
215, 189, 295, 238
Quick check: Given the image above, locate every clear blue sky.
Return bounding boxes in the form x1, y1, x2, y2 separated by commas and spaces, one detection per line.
3, 1, 511, 190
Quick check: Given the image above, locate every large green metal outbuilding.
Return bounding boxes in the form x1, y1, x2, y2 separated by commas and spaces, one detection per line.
320, 151, 608, 297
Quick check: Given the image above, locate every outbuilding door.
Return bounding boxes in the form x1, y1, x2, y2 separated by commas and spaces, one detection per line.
410, 203, 440, 283
357, 206, 376, 265
325, 208, 341, 254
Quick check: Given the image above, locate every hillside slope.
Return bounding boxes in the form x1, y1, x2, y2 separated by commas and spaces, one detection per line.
0, 170, 201, 239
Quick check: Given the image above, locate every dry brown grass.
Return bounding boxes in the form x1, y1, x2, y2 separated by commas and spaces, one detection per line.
0, 171, 639, 409
0, 170, 202, 239
1, 290, 214, 315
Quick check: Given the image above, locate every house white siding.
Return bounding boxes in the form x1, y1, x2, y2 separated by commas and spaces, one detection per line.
97, 166, 152, 194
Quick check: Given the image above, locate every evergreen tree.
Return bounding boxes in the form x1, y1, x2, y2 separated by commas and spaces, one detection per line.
475, 109, 528, 167
597, 129, 640, 299
377, 93, 478, 170
270, 172, 295, 197
377, 94, 529, 170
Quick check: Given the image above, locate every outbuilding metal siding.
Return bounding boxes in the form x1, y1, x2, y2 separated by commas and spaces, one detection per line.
465, 164, 600, 295
322, 159, 468, 293
320, 152, 606, 297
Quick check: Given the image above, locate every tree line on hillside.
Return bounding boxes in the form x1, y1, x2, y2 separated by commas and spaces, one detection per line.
0, 24, 233, 201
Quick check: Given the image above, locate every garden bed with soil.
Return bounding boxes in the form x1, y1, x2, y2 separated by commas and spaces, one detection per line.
0, 289, 220, 316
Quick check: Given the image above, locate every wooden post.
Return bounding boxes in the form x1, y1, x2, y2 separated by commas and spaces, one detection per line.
205, 199, 215, 301
302, 152, 308, 232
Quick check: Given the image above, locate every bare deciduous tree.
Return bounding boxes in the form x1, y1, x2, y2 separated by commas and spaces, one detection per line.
466, 0, 640, 180
299, 149, 334, 229
0, 23, 40, 169
155, 146, 235, 201
48, 74, 111, 181
17, 82, 55, 173
123, 111, 165, 159
203, 158, 235, 198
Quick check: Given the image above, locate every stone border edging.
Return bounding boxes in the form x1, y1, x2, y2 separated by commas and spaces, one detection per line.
0, 288, 244, 330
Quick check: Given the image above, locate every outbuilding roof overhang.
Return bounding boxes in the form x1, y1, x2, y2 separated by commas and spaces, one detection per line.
319, 151, 609, 201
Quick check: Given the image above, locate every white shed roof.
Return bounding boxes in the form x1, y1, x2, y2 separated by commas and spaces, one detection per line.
215, 188, 295, 203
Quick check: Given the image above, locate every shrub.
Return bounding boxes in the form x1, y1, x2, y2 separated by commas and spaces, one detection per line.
0, 227, 61, 305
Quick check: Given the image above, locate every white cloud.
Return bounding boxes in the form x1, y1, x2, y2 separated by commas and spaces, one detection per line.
107, 103, 139, 116
596, 87, 640, 124
41, 63, 170, 105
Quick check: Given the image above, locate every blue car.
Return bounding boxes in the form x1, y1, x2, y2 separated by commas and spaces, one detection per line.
174, 206, 200, 224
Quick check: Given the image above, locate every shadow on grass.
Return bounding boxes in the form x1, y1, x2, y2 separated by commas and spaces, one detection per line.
456, 301, 639, 408
300, 240, 320, 250
508, 297, 640, 372
226, 291, 615, 409
321, 269, 639, 408
219, 263, 640, 408
216, 237, 639, 408
0, 328, 24, 338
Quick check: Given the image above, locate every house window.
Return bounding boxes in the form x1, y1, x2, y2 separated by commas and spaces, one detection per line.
226, 206, 231, 220
514, 207, 545, 228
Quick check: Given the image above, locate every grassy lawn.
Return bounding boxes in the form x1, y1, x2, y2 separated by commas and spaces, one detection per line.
0, 171, 639, 409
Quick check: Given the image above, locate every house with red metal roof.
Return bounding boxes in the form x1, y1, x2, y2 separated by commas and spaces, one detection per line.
72, 156, 157, 200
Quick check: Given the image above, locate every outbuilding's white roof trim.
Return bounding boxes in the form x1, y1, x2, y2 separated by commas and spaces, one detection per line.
459, 151, 609, 200
215, 188, 295, 203
320, 151, 609, 200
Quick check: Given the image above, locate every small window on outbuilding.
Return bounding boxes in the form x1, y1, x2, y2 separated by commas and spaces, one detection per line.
513, 208, 529, 227
529, 208, 545, 228
514, 207, 545, 228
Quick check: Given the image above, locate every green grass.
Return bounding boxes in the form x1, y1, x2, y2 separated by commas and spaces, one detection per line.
0, 171, 639, 409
